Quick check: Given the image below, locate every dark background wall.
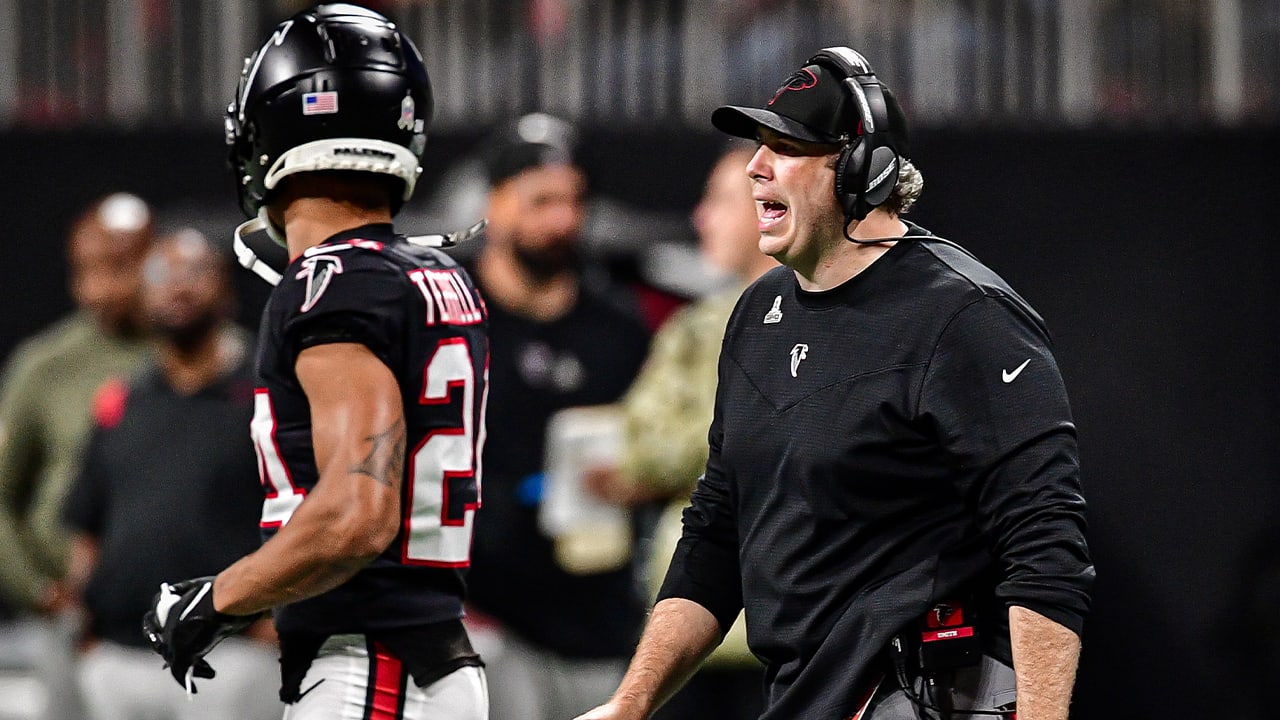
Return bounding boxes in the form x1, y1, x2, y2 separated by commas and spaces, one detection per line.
2, 127, 1277, 718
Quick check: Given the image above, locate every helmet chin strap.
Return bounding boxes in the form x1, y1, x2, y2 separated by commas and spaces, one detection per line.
232, 212, 488, 288
232, 210, 286, 286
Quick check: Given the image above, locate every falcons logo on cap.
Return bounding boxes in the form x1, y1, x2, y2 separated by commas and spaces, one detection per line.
768, 68, 818, 106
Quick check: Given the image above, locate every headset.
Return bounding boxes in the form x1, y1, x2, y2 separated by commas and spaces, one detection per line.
805, 47, 902, 223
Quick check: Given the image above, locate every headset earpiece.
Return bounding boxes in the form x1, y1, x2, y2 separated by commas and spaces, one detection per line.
833, 141, 860, 218
805, 47, 900, 222
863, 145, 899, 208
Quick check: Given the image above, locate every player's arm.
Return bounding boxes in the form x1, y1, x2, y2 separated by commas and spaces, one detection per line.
1007, 605, 1080, 720
575, 597, 721, 720
213, 342, 404, 615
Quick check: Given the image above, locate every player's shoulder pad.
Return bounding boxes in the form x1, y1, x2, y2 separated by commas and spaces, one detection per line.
295, 237, 402, 271
389, 240, 469, 272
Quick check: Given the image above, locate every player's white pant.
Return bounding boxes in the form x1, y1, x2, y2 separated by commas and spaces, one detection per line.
76, 636, 282, 720
282, 634, 488, 720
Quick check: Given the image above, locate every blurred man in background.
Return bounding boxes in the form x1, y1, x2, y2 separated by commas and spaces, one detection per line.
0, 192, 155, 720
462, 112, 651, 720
582, 142, 774, 720
63, 230, 279, 720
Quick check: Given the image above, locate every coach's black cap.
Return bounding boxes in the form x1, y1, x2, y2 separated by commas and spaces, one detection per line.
485, 112, 579, 186
713, 62, 910, 156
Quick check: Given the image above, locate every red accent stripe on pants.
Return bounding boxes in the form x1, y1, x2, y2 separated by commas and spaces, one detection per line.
368, 641, 405, 720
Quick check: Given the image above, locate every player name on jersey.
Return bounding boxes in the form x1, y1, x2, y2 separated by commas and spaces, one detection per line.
409, 268, 484, 326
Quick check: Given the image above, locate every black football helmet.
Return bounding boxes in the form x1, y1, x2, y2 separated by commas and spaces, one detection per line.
225, 4, 432, 236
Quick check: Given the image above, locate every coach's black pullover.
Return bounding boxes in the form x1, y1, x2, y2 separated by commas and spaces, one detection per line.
658, 224, 1093, 719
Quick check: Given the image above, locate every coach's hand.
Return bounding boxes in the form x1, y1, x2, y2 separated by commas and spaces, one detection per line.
141, 576, 260, 692
574, 701, 646, 720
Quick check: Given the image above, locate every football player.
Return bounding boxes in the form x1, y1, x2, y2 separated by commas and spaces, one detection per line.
142, 5, 490, 719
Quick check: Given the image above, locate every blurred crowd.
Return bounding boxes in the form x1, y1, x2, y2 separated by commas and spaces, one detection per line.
9, 0, 1278, 131
0, 114, 769, 720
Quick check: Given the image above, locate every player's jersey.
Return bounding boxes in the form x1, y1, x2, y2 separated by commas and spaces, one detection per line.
252, 223, 488, 639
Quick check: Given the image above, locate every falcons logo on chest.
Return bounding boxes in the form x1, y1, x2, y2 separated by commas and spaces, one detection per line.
790, 343, 809, 378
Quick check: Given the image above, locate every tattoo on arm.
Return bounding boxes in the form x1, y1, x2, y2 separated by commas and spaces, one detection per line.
349, 418, 406, 488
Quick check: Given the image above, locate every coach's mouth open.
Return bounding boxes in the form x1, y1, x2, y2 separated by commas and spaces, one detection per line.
759, 200, 788, 232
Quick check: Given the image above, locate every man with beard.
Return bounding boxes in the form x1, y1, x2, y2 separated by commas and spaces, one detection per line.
62, 230, 281, 720
462, 113, 652, 720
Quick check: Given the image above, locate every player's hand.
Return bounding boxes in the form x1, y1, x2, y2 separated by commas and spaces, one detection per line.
141, 576, 260, 692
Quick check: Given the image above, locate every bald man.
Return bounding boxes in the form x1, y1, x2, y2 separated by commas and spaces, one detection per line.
0, 193, 155, 720
0, 192, 156, 611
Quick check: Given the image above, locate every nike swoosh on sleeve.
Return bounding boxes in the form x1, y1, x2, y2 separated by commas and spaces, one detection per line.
1002, 358, 1031, 383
